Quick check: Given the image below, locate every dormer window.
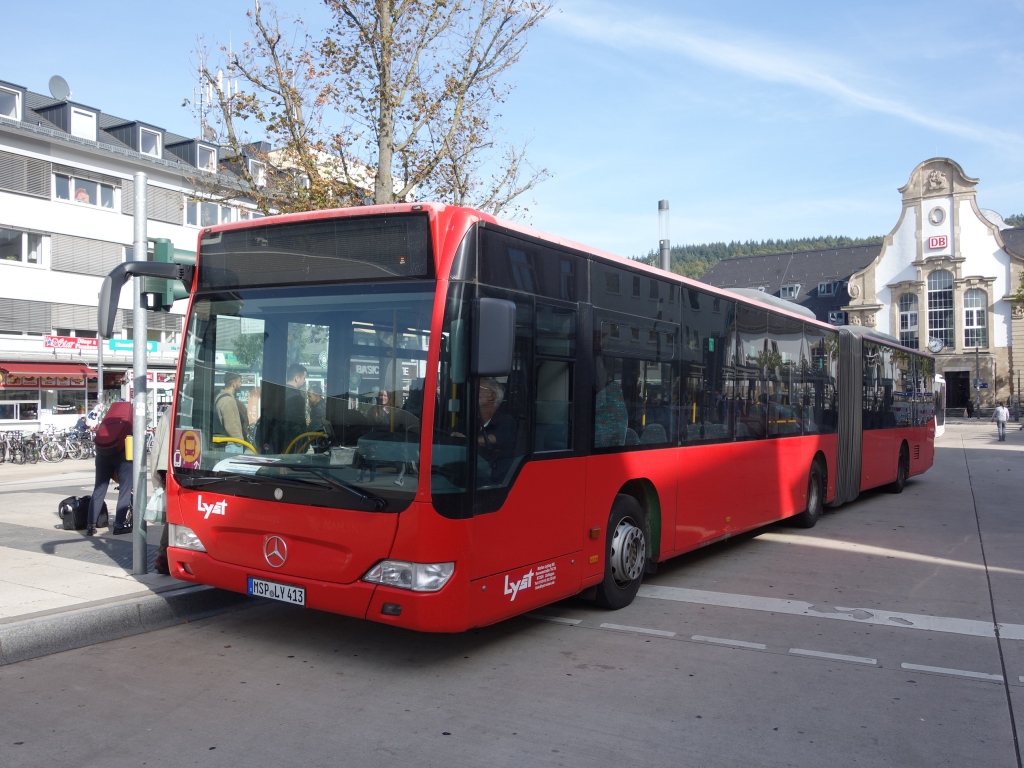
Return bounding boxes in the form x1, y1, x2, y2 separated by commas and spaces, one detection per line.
139, 128, 161, 158
69, 108, 96, 141
818, 281, 835, 296
0, 87, 20, 121
780, 284, 801, 299
249, 159, 266, 187
197, 145, 217, 172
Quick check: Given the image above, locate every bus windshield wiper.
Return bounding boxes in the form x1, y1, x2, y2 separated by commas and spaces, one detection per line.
177, 472, 264, 487
255, 464, 388, 511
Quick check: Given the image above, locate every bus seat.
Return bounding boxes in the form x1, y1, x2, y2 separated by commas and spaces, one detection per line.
594, 381, 627, 447
625, 428, 639, 445
640, 423, 667, 444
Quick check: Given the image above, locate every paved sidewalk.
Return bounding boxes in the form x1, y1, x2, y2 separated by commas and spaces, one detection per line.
0, 458, 253, 663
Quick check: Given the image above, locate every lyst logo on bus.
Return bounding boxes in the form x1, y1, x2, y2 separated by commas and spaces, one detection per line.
504, 569, 534, 601
198, 495, 227, 520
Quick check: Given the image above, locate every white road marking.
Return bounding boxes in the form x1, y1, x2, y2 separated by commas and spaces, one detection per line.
756, 532, 1024, 577
638, 584, 1024, 640
525, 613, 581, 626
901, 663, 1003, 682
790, 648, 877, 665
691, 635, 766, 650
599, 623, 676, 638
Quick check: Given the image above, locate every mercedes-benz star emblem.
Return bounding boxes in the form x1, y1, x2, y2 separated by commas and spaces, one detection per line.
264, 536, 287, 568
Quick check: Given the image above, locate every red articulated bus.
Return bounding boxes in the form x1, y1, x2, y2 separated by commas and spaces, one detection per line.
99, 203, 936, 631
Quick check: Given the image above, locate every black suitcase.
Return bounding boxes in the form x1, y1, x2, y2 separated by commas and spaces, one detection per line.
59, 496, 107, 530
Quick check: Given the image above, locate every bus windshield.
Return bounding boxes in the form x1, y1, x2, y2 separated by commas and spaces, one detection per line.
172, 282, 434, 512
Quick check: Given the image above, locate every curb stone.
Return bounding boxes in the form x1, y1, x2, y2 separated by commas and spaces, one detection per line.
0, 586, 262, 665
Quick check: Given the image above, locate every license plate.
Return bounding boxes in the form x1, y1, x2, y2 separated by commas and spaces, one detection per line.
248, 577, 306, 606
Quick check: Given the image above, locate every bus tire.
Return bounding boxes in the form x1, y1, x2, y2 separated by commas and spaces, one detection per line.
889, 444, 909, 494
793, 461, 824, 529
594, 494, 647, 610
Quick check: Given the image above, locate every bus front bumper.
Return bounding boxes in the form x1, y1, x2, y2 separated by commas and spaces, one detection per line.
168, 547, 472, 632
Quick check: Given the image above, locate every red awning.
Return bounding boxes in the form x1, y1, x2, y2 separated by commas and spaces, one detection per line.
0, 362, 98, 379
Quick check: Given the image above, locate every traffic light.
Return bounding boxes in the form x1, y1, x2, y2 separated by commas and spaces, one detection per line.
142, 238, 195, 311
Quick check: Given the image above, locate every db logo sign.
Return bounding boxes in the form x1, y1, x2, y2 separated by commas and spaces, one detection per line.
928, 235, 948, 249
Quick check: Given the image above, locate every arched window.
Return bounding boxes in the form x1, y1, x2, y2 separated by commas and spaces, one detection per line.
963, 289, 987, 348
927, 271, 954, 349
898, 293, 919, 348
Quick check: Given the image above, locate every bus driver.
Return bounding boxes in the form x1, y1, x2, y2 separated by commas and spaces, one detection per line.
475, 377, 517, 481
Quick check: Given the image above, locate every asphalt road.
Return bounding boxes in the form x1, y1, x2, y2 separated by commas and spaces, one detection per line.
1, 422, 1021, 768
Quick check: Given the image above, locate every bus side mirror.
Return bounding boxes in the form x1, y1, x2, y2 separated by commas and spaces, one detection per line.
472, 298, 515, 377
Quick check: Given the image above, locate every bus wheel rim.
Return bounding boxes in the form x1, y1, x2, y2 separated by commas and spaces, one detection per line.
610, 519, 645, 586
809, 473, 820, 512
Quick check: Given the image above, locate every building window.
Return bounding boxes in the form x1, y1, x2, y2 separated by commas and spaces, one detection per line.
0, 87, 21, 121
54, 173, 115, 209
139, 128, 161, 157
239, 209, 264, 220
186, 201, 233, 227
197, 145, 217, 172
927, 270, 954, 349
828, 311, 847, 325
780, 284, 801, 299
898, 293, 919, 349
248, 159, 266, 186
818, 281, 835, 296
963, 289, 987, 348
0, 227, 44, 266
69, 108, 96, 140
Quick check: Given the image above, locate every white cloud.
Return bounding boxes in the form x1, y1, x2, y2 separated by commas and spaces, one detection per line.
553, 4, 1023, 149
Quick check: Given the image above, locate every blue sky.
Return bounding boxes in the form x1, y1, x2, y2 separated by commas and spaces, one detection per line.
5, 0, 1023, 259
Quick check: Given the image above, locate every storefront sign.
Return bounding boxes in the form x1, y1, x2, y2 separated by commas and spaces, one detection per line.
45, 336, 99, 350
108, 339, 159, 353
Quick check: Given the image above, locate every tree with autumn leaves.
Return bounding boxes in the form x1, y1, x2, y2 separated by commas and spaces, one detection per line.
191, 0, 551, 218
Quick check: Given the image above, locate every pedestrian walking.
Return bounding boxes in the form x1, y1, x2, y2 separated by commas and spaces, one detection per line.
991, 401, 1010, 441
86, 401, 133, 536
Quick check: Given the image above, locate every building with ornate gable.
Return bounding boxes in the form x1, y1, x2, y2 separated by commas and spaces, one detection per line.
843, 158, 1023, 409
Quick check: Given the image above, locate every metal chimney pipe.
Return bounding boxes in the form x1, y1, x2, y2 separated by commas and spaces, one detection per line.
658, 200, 671, 272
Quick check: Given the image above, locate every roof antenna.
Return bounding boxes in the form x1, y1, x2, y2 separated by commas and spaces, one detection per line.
48, 75, 71, 102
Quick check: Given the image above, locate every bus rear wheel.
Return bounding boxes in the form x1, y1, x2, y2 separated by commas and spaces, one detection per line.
793, 462, 824, 529
594, 494, 647, 610
889, 445, 909, 494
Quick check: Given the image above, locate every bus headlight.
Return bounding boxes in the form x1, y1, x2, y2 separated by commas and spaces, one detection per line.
169, 524, 206, 552
363, 560, 455, 592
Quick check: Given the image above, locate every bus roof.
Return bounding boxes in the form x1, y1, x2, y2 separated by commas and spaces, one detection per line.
198, 201, 931, 357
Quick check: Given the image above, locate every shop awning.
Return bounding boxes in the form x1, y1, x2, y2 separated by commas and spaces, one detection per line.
0, 362, 97, 380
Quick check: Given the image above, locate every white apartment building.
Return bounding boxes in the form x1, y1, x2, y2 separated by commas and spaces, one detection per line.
0, 76, 264, 429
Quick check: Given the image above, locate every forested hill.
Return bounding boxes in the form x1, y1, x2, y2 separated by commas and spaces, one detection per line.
635, 235, 885, 279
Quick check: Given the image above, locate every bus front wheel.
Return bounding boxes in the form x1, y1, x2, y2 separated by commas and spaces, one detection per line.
594, 494, 647, 610
793, 462, 824, 529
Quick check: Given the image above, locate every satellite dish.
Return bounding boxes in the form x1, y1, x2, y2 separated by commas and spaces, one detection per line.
48, 75, 71, 102
927, 338, 944, 354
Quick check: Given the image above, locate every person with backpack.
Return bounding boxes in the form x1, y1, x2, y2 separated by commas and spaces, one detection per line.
214, 373, 247, 440
86, 401, 133, 536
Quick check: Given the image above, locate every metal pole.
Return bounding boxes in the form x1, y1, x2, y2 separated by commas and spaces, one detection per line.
96, 338, 104, 412
975, 345, 981, 416
658, 200, 671, 273
131, 172, 148, 575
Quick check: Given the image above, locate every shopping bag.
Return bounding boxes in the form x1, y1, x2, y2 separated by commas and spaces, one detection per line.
144, 488, 166, 524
